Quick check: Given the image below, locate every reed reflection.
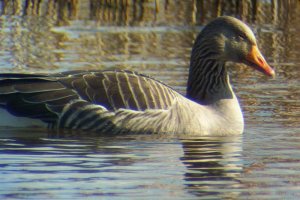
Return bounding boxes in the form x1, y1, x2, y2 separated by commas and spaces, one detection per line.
1, 1, 298, 25
0, 0, 298, 137
0, 1, 299, 199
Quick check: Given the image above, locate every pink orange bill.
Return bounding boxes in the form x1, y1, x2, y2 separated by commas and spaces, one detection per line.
246, 45, 275, 78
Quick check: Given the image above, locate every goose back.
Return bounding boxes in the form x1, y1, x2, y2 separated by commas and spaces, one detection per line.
0, 70, 179, 126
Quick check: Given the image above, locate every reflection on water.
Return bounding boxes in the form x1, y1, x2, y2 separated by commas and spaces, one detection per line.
181, 137, 243, 198
0, 0, 300, 199
1, 130, 245, 199
1, 131, 188, 199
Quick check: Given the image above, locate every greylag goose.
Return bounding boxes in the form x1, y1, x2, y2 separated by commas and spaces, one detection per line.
0, 16, 274, 135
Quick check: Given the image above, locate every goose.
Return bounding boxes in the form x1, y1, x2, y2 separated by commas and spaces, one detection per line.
0, 16, 275, 135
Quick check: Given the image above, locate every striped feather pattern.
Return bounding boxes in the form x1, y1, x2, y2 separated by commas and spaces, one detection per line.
0, 17, 264, 135
187, 47, 232, 105
58, 100, 114, 131
57, 98, 182, 134
59, 70, 177, 111
0, 70, 179, 130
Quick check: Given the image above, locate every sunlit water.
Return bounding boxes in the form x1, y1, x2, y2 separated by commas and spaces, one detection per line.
0, 1, 300, 199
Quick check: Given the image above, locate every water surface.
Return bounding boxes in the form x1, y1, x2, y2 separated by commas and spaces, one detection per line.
0, 0, 299, 199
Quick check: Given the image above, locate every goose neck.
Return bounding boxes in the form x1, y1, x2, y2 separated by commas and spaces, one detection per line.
187, 58, 233, 105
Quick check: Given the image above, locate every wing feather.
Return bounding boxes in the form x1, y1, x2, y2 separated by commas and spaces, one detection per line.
71, 70, 178, 111
0, 70, 179, 127
22, 90, 77, 103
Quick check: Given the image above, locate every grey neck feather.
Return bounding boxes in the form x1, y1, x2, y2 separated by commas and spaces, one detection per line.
186, 40, 233, 105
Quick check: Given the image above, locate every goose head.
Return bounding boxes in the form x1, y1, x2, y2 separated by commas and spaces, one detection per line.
188, 16, 275, 104
190, 16, 275, 77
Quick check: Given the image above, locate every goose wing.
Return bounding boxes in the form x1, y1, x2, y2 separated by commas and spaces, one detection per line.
0, 70, 178, 125
0, 73, 78, 124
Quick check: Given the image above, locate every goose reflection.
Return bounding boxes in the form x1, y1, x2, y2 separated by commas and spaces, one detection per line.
180, 136, 243, 198
2, 129, 244, 198
1, 129, 139, 169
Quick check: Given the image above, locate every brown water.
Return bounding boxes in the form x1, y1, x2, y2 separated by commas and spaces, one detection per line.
0, 0, 300, 199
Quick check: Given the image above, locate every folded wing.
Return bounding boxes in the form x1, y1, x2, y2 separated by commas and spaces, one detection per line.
0, 70, 178, 126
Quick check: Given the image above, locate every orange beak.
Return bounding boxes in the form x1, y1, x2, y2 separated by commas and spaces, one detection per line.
246, 45, 275, 77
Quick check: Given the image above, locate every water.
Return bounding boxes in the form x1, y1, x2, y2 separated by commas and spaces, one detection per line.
0, 0, 300, 199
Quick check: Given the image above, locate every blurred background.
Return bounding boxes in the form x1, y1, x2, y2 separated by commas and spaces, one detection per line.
0, 0, 299, 72
0, 0, 299, 130
0, 1, 300, 199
